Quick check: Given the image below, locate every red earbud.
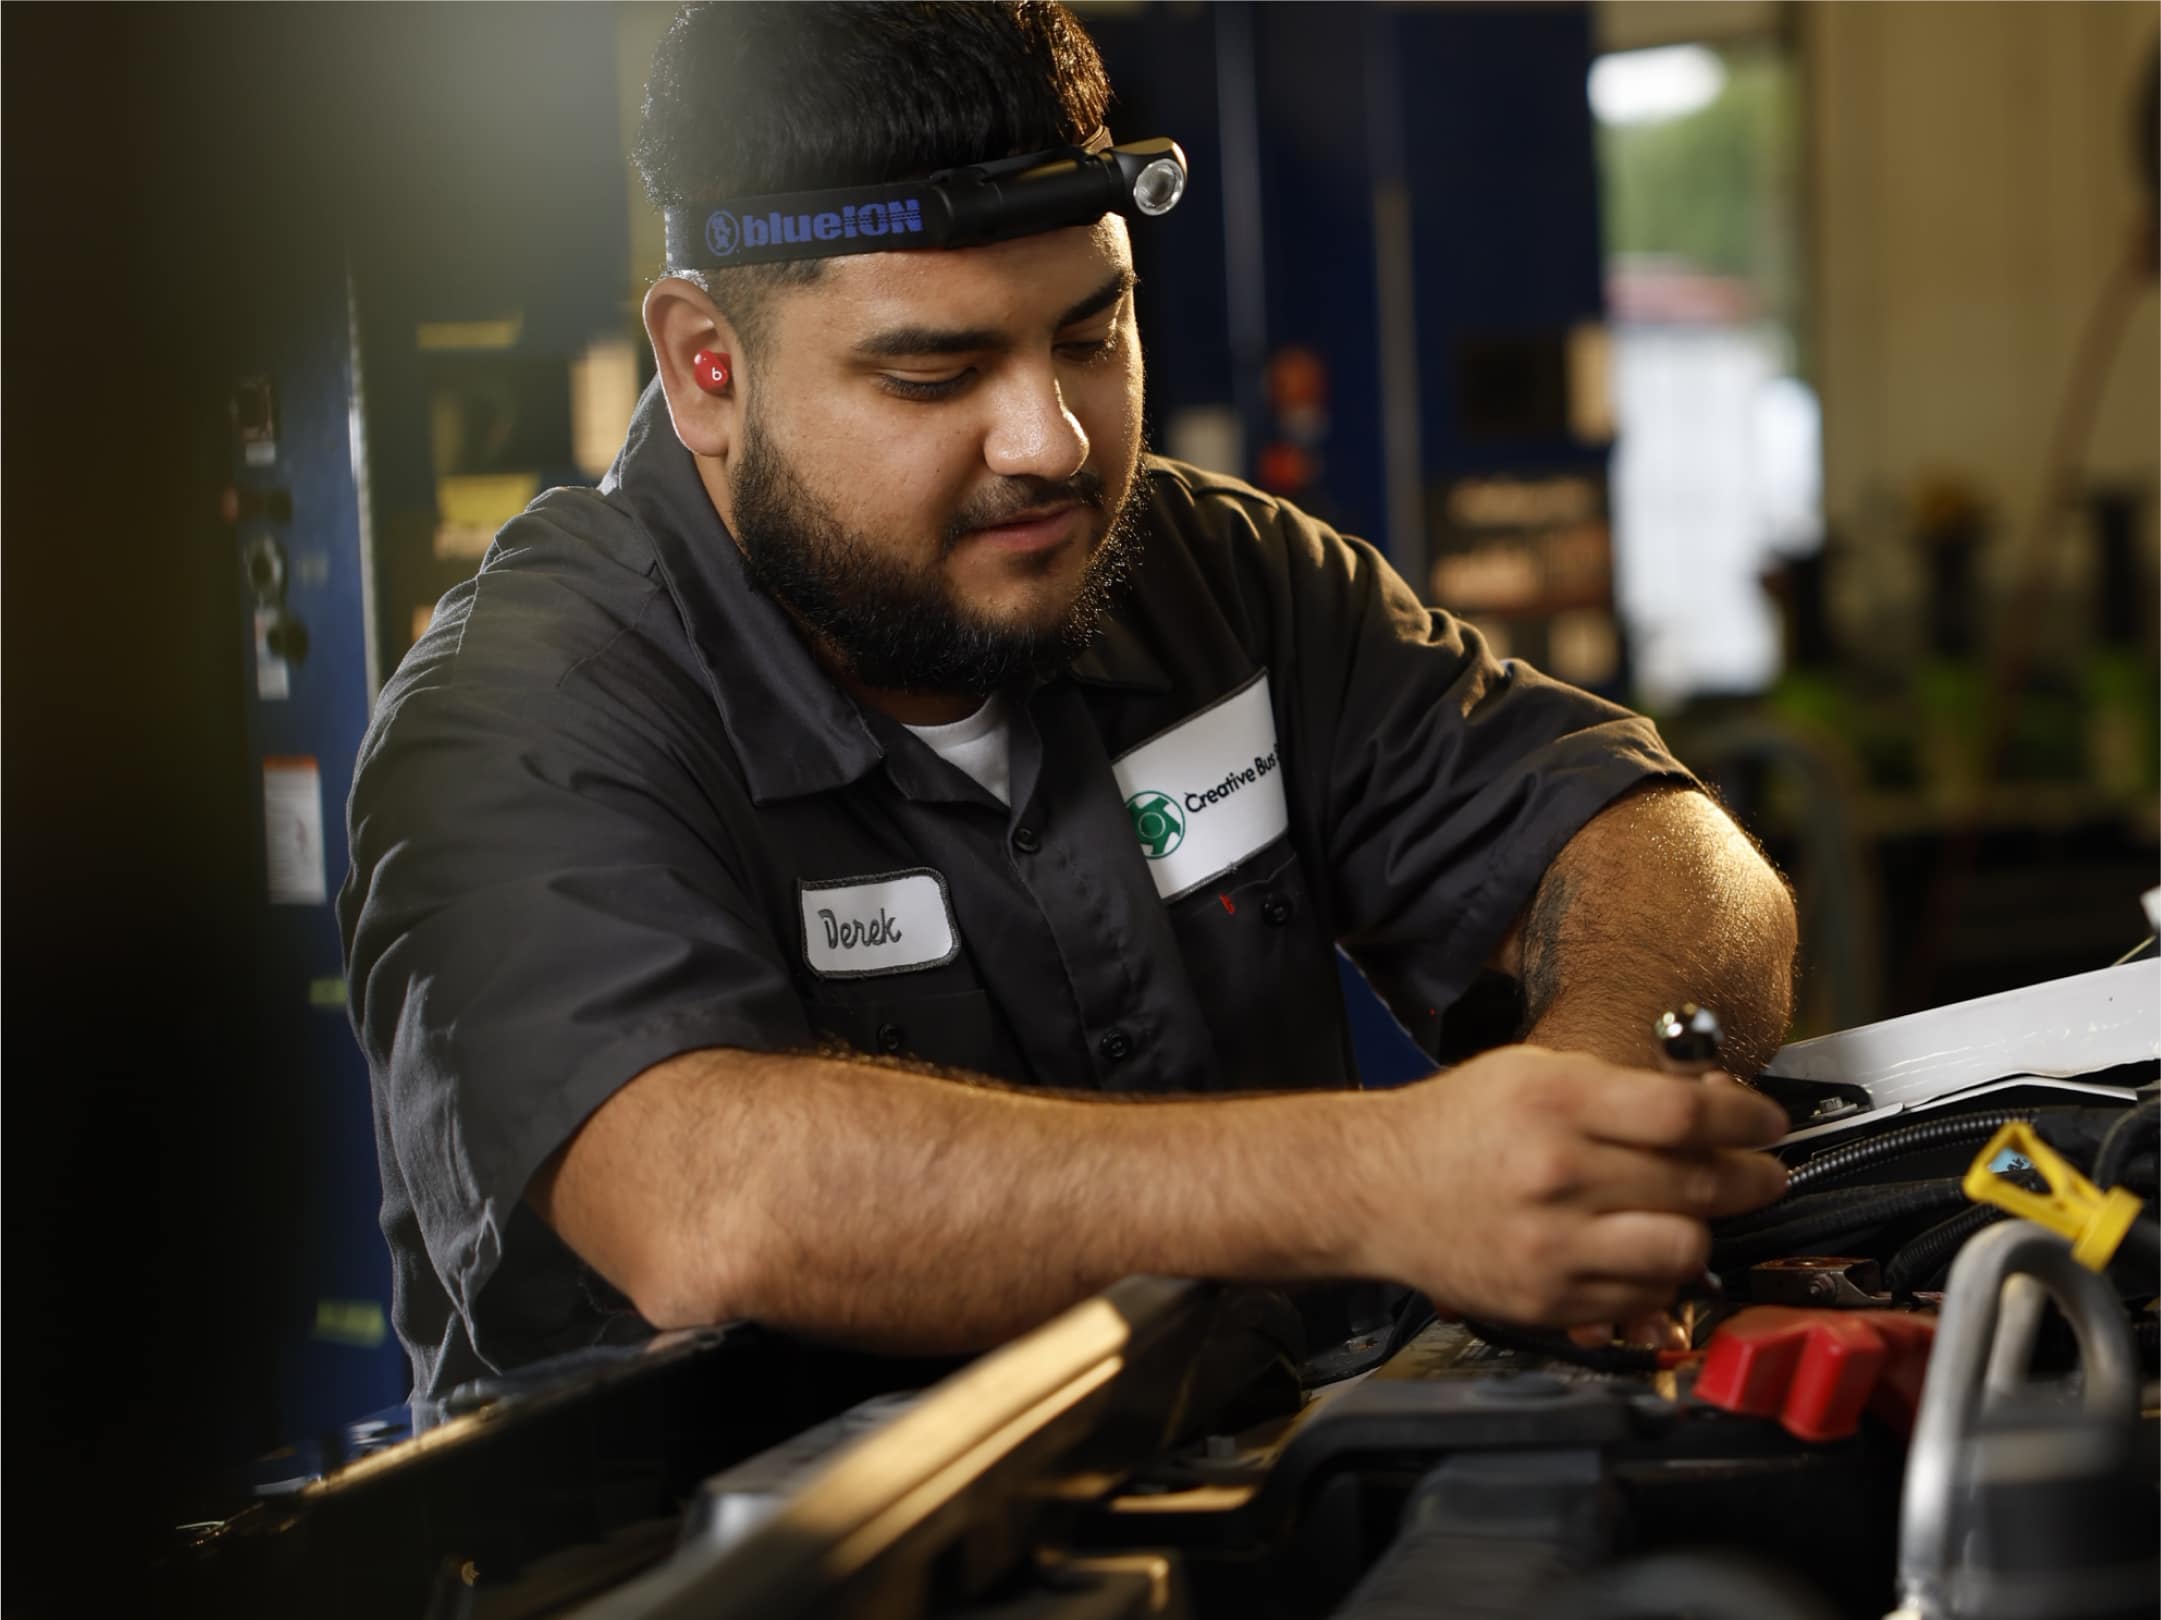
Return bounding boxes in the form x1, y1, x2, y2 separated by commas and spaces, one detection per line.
692, 349, 732, 395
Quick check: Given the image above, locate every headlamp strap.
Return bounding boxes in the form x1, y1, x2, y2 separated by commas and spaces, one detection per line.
663, 131, 1182, 272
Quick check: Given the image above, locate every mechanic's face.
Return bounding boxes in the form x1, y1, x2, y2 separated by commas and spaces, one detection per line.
729, 219, 1147, 696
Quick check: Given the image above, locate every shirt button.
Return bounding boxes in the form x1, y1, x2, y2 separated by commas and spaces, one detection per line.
1098, 1029, 1134, 1063
1012, 825, 1041, 854
876, 1022, 906, 1054
1261, 892, 1295, 927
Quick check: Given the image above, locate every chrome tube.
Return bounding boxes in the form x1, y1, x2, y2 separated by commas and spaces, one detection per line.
1893, 1221, 2139, 1620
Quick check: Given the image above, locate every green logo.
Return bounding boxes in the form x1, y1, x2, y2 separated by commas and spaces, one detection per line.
1125, 790, 1185, 859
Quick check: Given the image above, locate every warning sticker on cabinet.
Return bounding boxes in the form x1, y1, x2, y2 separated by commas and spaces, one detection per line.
263, 756, 327, 905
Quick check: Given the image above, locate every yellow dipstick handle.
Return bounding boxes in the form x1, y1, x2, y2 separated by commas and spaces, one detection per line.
1963, 1121, 2146, 1272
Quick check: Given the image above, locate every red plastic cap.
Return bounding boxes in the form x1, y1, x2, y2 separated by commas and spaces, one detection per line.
1694, 1307, 1937, 1443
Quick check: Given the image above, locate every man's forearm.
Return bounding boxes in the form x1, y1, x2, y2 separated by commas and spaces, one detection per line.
531, 1046, 1374, 1353
1514, 785, 1798, 1074
533, 1027, 1793, 1348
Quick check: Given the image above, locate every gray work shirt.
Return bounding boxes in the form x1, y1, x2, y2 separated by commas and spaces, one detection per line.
339, 380, 1687, 1402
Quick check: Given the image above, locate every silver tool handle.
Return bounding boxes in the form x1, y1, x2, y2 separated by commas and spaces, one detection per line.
1655, 1004, 1724, 1075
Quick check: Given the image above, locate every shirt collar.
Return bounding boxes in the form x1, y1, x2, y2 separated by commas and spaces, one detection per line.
604, 378, 884, 804
1066, 608, 1173, 694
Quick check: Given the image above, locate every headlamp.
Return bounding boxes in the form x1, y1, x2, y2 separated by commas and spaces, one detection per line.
663, 136, 1189, 272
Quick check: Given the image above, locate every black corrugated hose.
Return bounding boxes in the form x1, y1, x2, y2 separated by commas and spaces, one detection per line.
1713, 1100, 2153, 1293
1848, 1105, 2161, 1295
1780, 1110, 2034, 1195
1710, 1179, 1972, 1270
1883, 1202, 2008, 1295
1713, 1176, 1969, 1241
2094, 1094, 2160, 1191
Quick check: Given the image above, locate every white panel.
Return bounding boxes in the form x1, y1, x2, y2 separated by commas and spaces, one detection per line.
1772, 959, 2159, 1098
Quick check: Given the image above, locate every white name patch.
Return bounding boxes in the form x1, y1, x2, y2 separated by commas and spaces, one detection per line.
1111, 670, 1289, 903
799, 868, 960, 979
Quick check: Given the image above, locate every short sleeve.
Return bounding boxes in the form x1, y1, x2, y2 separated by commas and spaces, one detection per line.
1201, 485, 1693, 1044
338, 582, 809, 1363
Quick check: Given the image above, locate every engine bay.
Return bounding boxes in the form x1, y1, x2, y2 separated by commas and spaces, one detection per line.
165, 963, 2161, 1620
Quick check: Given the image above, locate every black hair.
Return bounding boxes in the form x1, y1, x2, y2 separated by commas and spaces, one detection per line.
635, 2, 1113, 348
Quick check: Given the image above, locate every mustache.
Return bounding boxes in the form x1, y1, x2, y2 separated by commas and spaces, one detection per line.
946, 471, 1109, 545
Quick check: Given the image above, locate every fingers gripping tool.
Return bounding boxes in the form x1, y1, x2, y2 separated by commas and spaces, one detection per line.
1656, 1004, 1730, 1317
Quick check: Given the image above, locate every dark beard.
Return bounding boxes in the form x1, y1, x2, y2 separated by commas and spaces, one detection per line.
730, 422, 1146, 695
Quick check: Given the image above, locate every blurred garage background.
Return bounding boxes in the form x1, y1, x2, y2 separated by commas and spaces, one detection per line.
3, 1, 2154, 1604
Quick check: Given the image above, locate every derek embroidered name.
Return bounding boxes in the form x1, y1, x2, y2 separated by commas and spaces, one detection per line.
799, 869, 958, 978
817, 906, 905, 950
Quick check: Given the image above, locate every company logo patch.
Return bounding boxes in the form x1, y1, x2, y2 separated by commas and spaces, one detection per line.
705, 209, 740, 257
1125, 791, 1185, 859
1111, 671, 1289, 903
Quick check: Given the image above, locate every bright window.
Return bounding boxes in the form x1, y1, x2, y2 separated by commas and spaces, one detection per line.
1592, 37, 1820, 707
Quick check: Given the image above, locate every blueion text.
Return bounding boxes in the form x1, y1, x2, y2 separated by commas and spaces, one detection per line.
707, 198, 925, 257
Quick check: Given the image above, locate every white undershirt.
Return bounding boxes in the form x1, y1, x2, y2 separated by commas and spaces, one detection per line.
903, 693, 1012, 806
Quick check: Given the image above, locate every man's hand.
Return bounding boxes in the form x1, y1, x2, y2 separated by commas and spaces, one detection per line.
1351, 1046, 1788, 1326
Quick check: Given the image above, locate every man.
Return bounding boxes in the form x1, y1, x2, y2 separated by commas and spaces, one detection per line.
341, 1, 1797, 1404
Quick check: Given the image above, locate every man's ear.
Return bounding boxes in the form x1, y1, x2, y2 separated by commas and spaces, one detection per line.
643, 276, 744, 460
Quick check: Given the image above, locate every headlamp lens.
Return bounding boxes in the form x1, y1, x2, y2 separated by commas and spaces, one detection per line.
1132, 157, 1186, 217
